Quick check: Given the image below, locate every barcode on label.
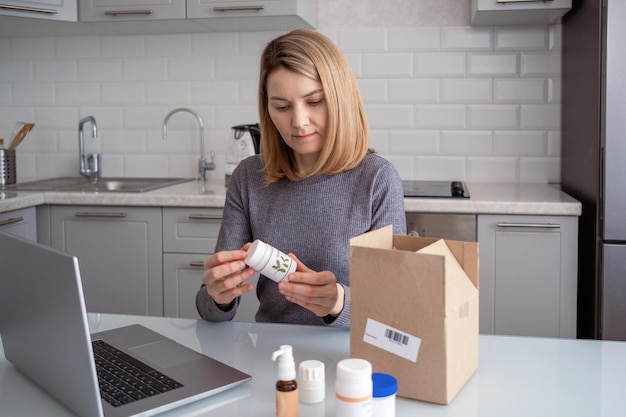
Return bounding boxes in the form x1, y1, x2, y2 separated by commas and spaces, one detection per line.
385, 328, 409, 345
364, 318, 421, 362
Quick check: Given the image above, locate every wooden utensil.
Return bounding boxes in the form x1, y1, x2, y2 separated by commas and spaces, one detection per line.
8, 123, 34, 150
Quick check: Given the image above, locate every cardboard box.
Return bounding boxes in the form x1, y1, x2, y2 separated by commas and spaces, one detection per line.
349, 225, 479, 405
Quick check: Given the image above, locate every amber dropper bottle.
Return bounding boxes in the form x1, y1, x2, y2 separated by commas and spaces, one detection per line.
272, 345, 299, 417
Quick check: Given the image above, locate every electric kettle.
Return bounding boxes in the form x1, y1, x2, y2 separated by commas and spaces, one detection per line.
225, 123, 261, 187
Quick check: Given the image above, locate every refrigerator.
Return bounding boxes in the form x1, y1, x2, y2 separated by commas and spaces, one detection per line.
561, 0, 626, 340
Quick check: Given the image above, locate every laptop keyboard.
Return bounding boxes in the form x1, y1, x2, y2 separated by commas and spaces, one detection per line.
92, 339, 184, 408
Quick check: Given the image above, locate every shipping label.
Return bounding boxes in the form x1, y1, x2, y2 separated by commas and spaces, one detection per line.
363, 318, 421, 362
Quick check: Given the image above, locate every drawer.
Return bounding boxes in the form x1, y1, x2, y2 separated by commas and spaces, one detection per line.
0, 206, 37, 241
79, 0, 186, 22
163, 207, 222, 253
188, 0, 307, 19
405, 212, 476, 242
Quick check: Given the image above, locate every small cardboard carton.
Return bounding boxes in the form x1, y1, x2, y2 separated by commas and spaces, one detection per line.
349, 225, 479, 405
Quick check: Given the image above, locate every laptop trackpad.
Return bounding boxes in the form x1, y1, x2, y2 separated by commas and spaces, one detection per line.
130, 339, 203, 369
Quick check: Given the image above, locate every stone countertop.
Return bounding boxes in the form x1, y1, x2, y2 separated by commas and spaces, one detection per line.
0, 190, 45, 213
0, 180, 581, 216
402, 182, 582, 216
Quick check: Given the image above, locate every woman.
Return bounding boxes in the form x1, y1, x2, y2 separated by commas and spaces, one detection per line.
196, 29, 406, 328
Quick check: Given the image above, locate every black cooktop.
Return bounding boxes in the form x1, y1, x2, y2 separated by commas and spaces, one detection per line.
402, 181, 470, 198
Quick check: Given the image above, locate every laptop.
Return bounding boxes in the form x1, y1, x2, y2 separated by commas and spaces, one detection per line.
0, 231, 251, 417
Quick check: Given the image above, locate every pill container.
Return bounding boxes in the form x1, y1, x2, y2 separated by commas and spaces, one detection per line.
245, 239, 296, 283
372, 373, 397, 417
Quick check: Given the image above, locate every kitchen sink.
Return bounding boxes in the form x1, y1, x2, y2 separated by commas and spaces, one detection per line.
8, 177, 194, 193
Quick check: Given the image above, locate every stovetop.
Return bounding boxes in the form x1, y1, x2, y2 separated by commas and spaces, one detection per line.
402, 181, 470, 198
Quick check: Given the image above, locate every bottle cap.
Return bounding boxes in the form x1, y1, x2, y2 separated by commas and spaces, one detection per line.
298, 360, 325, 403
336, 358, 372, 384
272, 345, 296, 381
372, 373, 398, 398
245, 239, 266, 269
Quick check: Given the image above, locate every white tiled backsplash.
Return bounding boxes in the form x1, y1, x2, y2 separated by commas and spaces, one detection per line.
0, 24, 561, 183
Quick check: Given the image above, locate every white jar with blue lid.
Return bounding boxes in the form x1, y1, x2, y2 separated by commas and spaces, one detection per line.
372, 373, 397, 417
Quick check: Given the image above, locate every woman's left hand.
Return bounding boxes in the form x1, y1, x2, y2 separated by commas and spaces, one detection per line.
277, 253, 344, 318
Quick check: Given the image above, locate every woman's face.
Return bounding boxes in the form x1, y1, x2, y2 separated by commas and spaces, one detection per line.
266, 67, 328, 173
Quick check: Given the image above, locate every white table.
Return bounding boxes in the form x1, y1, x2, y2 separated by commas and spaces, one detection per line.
1, 313, 625, 416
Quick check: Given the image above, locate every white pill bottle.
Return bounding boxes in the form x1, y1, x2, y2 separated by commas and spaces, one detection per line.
335, 358, 373, 417
245, 239, 296, 283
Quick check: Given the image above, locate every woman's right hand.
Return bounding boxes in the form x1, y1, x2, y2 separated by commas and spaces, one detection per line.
202, 243, 256, 309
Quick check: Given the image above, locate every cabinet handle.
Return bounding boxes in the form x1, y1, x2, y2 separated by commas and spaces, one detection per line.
212, 6, 264, 12
74, 212, 128, 218
104, 9, 154, 16
496, 222, 560, 229
0, 4, 57, 14
188, 261, 205, 267
0, 217, 23, 227
188, 214, 222, 220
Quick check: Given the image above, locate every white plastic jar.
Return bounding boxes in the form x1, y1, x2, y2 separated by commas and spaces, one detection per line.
372, 373, 397, 417
245, 239, 296, 283
298, 360, 325, 404
335, 358, 373, 417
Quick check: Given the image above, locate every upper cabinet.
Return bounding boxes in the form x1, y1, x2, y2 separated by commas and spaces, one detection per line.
0, 0, 77, 21
78, 0, 315, 29
187, 0, 316, 31
0, 0, 315, 36
79, 0, 186, 22
471, 0, 571, 26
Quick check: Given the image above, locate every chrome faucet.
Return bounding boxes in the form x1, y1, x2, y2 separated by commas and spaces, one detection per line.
162, 107, 215, 181
78, 115, 100, 182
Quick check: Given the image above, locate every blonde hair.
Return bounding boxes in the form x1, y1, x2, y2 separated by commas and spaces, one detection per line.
258, 29, 371, 183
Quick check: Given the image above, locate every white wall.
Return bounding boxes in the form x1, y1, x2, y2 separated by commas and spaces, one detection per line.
0, 1, 562, 183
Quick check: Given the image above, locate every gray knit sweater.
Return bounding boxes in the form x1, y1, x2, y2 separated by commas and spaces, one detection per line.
196, 153, 406, 328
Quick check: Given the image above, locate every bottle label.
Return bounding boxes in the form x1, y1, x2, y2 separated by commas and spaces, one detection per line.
259, 247, 296, 283
335, 394, 372, 417
276, 389, 298, 417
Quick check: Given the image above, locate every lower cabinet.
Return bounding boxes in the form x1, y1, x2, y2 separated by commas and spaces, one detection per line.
162, 207, 221, 319
40, 205, 258, 319
478, 214, 578, 338
0, 206, 37, 240
49, 206, 162, 316
162, 207, 259, 321
37, 203, 578, 332
163, 253, 210, 319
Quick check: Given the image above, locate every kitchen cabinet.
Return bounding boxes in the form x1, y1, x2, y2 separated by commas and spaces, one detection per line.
162, 207, 221, 320
163, 253, 210, 319
0, 0, 314, 36
80, 0, 314, 28
187, 0, 316, 31
0, 206, 37, 241
0, 0, 77, 21
477, 214, 578, 338
162, 207, 259, 321
471, 0, 571, 26
79, 0, 185, 22
49, 206, 163, 316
